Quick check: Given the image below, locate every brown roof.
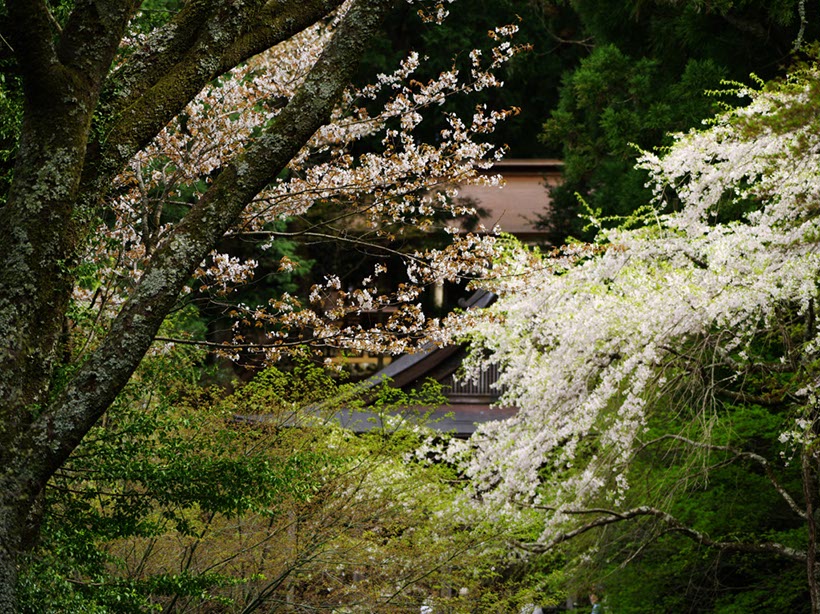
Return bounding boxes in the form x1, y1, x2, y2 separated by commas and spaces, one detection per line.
450, 158, 563, 241
360, 290, 517, 438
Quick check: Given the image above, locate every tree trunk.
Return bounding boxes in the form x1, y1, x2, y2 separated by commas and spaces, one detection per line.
0, 0, 396, 609
0, 523, 22, 612
0, 3, 137, 609
804, 446, 820, 614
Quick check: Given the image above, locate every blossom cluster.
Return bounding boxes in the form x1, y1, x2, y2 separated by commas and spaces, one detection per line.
72, 6, 525, 360
460, 67, 820, 541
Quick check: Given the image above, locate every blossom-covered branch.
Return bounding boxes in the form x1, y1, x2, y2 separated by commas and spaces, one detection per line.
457, 62, 820, 606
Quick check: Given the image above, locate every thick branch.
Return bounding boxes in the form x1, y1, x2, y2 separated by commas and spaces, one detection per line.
108, 0, 343, 113
217, 0, 345, 77
104, 0, 223, 110
518, 505, 807, 563
91, 0, 269, 182
95, 0, 345, 197
0, 0, 139, 432
57, 0, 139, 79
20, 0, 397, 500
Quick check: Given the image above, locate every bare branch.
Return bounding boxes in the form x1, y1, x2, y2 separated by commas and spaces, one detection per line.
227, 230, 429, 265
637, 433, 807, 520
516, 505, 807, 563
713, 386, 792, 407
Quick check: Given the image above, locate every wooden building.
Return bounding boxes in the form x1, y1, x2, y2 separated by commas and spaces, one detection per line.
451, 158, 563, 243
341, 159, 563, 436
337, 290, 516, 438
338, 160, 561, 436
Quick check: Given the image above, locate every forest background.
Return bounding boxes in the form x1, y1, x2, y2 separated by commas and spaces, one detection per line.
1, 0, 819, 612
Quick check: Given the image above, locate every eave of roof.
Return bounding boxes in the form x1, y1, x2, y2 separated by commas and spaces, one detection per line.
362, 289, 496, 390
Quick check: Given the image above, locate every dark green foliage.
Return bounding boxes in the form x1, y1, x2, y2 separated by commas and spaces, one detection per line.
596, 535, 807, 613
0, 4, 21, 209
130, 0, 184, 34
355, 0, 584, 158
539, 0, 820, 244
571, 0, 800, 68
541, 44, 726, 242
593, 461, 809, 613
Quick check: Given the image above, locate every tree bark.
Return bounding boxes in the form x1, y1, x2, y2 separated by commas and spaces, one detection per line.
804, 446, 819, 614
0, 3, 138, 606
0, 0, 395, 609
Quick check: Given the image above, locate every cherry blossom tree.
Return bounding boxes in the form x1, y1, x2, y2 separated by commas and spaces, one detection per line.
0, 0, 521, 607
458, 64, 820, 610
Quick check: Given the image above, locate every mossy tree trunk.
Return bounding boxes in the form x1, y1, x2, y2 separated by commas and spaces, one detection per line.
0, 0, 393, 609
